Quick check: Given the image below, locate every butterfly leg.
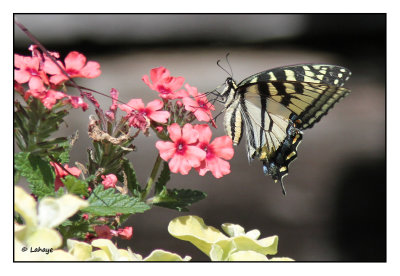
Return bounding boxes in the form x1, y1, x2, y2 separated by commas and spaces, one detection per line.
262, 161, 287, 195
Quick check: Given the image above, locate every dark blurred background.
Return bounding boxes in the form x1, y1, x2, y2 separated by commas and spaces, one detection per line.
14, 14, 386, 261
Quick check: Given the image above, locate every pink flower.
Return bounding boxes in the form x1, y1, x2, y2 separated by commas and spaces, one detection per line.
126, 111, 150, 132
105, 88, 119, 120
156, 123, 206, 175
117, 226, 133, 240
40, 89, 67, 109
94, 225, 113, 240
142, 67, 188, 100
194, 124, 234, 178
64, 95, 89, 111
82, 91, 100, 109
182, 84, 215, 122
82, 213, 89, 220
14, 54, 48, 90
101, 174, 117, 189
43, 51, 101, 85
50, 162, 82, 191
23, 77, 67, 110
119, 98, 170, 124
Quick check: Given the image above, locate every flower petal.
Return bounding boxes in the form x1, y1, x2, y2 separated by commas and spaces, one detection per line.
79, 61, 101, 78
143, 249, 191, 261
173, 89, 189, 99
228, 250, 269, 261
169, 154, 191, 175
14, 54, 25, 68
193, 109, 212, 122
168, 216, 227, 257
49, 74, 69, 85
210, 136, 234, 160
221, 223, 246, 237
182, 124, 198, 144
37, 194, 88, 228
207, 156, 231, 178
67, 239, 93, 261
43, 58, 64, 75
14, 69, 31, 83
128, 99, 145, 110
182, 97, 197, 112
150, 67, 169, 83
28, 76, 46, 92
14, 186, 37, 228
166, 76, 185, 91
142, 74, 155, 90
184, 83, 199, 97
195, 124, 212, 144
148, 110, 170, 124
91, 239, 120, 261
185, 145, 206, 167
65, 51, 86, 71
167, 123, 182, 142
146, 99, 164, 111
26, 227, 63, 249
156, 141, 176, 161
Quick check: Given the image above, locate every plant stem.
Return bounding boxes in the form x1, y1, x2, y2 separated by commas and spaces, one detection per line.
141, 154, 162, 200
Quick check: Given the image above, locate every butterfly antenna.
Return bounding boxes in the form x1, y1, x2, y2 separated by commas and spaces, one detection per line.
225, 53, 234, 79
217, 58, 232, 77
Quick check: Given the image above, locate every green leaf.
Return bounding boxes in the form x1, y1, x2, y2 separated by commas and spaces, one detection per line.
58, 219, 90, 241
49, 135, 74, 164
14, 152, 55, 198
121, 159, 141, 197
54, 186, 66, 197
62, 175, 89, 197
153, 188, 207, 212
14, 98, 69, 153
83, 185, 150, 216
155, 161, 170, 195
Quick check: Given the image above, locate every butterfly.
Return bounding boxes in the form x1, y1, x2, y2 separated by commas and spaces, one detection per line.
216, 64, 351, 194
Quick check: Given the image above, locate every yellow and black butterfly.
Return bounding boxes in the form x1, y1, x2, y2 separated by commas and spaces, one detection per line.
217, 64, 351, 194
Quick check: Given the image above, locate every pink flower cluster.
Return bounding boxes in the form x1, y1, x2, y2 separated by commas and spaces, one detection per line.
88, 225, 133, 242
156, 123, 234, 178
14, 45, 101, 110
127, 66, 235, 179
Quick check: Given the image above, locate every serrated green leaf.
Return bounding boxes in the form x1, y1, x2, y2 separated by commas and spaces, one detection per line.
83, 185, 150, 216
121, 159, 141, 196
153, 188, 207, 212
62, 175, 88, 197
155, 161, 170, 195
14, 152, 55, 198
58, 219, 90, 241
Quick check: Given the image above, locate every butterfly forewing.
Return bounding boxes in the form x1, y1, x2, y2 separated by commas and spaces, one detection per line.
238, 64, 352, 87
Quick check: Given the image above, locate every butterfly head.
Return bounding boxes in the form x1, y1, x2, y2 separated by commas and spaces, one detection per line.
219, 77, 237, 98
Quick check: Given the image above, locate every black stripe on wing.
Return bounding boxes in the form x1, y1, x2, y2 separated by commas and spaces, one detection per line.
238, 64, 352, 88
